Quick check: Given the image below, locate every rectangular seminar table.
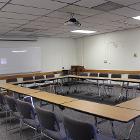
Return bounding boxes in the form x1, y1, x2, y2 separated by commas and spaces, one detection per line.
62, 100, 140, 139
116, 97, 140, 111
0, 83, 40, 96
30, 91, 78, 105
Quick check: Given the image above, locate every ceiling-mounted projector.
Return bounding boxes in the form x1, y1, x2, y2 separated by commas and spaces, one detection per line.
64, 17, 81, 27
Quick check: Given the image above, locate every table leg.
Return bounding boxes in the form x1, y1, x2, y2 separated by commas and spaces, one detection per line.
110, 121, 117, 139
124, 120, 135, 140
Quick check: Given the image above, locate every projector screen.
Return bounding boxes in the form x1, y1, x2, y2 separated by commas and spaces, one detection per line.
0, 47, 41, 74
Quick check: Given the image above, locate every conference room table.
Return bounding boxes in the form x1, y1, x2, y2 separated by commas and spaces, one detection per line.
0, 83, 40, 96
8, 75, 140, 100
116, 97, 140, 111
0, 83, 140, 139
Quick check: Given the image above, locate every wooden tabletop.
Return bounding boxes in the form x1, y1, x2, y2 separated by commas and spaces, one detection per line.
9, 76, 65, 85
31, 91, 78, 105
68, 75, 140, 84
0, 83, 40, 96
116, 97, 140, 111
62, 100, 140, 122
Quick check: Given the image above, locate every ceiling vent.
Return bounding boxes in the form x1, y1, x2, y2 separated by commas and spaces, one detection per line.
93, 1, 124, 12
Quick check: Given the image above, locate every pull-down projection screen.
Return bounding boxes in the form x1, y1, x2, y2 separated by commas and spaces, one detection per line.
0, 47, 41, 74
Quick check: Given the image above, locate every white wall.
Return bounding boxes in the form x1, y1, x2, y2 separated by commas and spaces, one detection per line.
76, 28, 140, 70
0, 37, 77, 73
35, 38, 77, 72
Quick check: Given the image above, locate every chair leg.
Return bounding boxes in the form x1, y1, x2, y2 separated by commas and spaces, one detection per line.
19, 119, 23, 139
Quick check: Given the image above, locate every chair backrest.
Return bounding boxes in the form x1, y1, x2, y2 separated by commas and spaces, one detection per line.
23, 76, 33, 81
16, 99, 35, 119
35, 75, 44, 80
5, 95, 17, 112
36, 106, 59, 131
128, 74, 140, 79
23, 96, 34, 108
111, 74, 121, 78
0, 93, 6, 106
99, 73, 108, 77
6, 78, 17, 83
79, 72, 88, 76
46, 74, 55, 79
89, 73, 98, 77
64, 116, 95, 140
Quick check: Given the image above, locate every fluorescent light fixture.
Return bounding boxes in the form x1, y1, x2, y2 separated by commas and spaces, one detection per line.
12, 50, 27, 53
132, 16, 140, 20
71, 30, 96, 34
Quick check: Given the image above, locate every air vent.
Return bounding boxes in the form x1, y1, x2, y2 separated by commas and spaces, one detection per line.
93, 1, 124, 12
20, 28, 39, 32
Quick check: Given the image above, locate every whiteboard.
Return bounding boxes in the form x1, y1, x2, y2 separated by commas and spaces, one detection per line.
0, 47, 41, 74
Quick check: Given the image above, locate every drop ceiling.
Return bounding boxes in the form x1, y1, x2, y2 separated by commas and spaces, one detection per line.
0, 0, 140, 38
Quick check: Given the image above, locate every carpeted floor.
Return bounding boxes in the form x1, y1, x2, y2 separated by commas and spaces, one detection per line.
0, 82, 140, 140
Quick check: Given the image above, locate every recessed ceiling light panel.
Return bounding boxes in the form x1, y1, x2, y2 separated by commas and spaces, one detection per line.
133, 16, 140, 20
71, 30, 96, 34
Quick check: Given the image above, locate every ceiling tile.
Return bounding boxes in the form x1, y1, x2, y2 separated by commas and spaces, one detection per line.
6, 30, 33, 35
0, 17, 29, 24
52, 0, 78, 4
111, 7, 140, 17
75, 0, 108, 8
37, 16, 66, 23
0, 2, 6, 7
0, 0, 9, 2
116, 18, 140, 26
129, 2, 140, 11
47, 11, 87, 20
109, 0, 140, 6
2, 4, 51, 16
0, 28, 13, 34
81, 13, 126, 25
58, 5, 103, 16
28, 21, 62, 29
0, 11, 39, 20
10, 0, 67, 10
0, 22, 20, 28
20, 24, 48, 30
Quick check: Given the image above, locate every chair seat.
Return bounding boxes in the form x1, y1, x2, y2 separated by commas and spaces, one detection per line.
97, 134, 116, 140
13, 112, 20, 118
23, 118, 40, 129
123, 85, 138, 89
43, 122, 66, 140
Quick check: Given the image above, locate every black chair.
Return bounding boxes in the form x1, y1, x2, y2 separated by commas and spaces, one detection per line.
46, 74, 55, 79
5, 95, 20, 130
16, 100, 40, 137
6, 78, 17, 83
128, 74, 140, 79
35, 75, 45, 83
89, 73, 99, 85
23, 96, 35, 108
5, 95, 20, 119
36, 106, 66, 140
110, 74, 122, 87
125, 75, 140, 97
111, 74, 121, 79
23, 76, 34, 81
23, 76, 37, 88
79, 72, 88, 76
123, 74, 140, 90
99, 73, 108, 77
64, 116, 115, 140
89, 73, 98, 77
